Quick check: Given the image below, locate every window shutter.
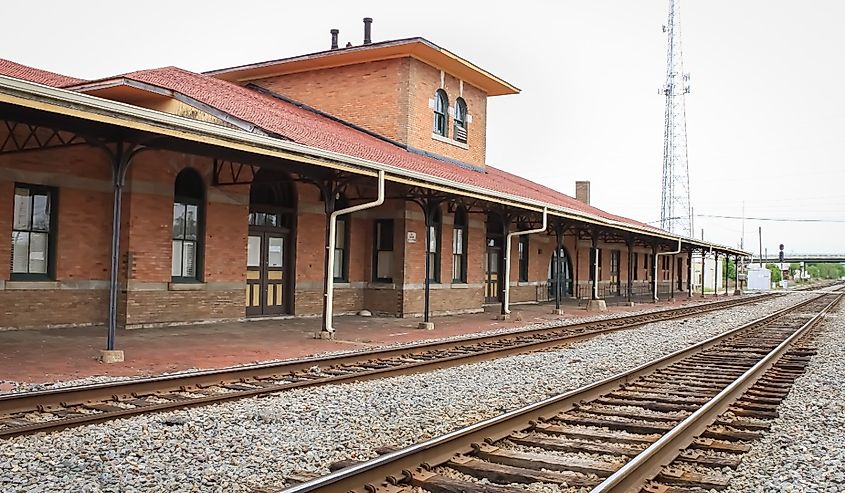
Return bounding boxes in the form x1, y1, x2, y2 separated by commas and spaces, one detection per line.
455, 125, 468, 143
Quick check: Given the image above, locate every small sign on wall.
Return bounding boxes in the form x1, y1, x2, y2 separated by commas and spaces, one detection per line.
407, 231, 417, 243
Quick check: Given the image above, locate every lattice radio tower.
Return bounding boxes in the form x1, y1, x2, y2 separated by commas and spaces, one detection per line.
659, 0, 693, 236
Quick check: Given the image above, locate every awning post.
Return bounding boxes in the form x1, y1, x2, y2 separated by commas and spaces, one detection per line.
322, 170, 385, 335
502, 208, 547, 315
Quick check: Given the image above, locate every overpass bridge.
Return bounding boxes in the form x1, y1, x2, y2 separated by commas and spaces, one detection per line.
756, 254, 845, 263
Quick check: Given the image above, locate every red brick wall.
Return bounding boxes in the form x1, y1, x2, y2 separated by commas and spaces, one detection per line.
204, 198, 248, 283
253, 58, 411, 144
0, 289, 108, 329
0, 145, 114, 328
55, 187, 112, 280
124, 290, 243, 327
248, 57, 488, 168
406, 59, 487, 167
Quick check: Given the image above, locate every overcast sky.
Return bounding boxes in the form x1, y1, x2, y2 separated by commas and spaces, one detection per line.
2, 1, 842, 256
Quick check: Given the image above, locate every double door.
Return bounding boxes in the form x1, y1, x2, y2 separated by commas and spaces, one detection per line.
246, 230, 289, 316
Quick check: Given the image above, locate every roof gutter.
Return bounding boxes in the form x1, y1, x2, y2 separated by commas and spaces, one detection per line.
0, 74, 746, 256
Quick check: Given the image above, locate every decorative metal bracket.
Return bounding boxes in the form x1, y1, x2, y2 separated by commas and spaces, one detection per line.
0, 120, 86, 155
212, 159, 260, 186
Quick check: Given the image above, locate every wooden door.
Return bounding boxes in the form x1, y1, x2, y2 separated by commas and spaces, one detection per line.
246, 231, 289, 316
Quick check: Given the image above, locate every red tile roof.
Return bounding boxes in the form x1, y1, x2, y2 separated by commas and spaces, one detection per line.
73, 66, 660, 233
0, 58, 84, 88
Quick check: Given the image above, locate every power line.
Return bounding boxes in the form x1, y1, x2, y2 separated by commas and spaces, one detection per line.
696, 214, 845, 223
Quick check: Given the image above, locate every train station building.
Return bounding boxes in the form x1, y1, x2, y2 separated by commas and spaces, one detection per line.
0, 23, 745, 359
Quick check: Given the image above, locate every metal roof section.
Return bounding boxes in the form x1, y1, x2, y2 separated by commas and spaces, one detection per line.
204, 37, 520, 97
0, 74, 747, 256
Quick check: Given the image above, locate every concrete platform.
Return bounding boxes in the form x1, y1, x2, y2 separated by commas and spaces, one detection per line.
0, 297, 714, 387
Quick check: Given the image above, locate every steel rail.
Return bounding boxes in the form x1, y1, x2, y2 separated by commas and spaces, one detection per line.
280, 292, 834, 493
0, 295, 766, 414
0, 295, 774, 438
591, 292, 843, 492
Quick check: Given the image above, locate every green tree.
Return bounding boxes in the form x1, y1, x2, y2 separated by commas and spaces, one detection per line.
766, 263, 783, 284
724, 257, 736, 280
806, 263, 845, 279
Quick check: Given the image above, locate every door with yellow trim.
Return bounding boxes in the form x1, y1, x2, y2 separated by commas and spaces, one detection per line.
246, 215, 290, 316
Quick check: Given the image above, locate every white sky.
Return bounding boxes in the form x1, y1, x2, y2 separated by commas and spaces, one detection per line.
2, 1, 843, 255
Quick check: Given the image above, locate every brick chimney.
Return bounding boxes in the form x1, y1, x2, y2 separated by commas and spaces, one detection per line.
575, 181, 591, 205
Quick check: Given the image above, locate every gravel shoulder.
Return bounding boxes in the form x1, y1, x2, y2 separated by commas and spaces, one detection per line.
724, 301, 845, 493
0, 294, 809, 492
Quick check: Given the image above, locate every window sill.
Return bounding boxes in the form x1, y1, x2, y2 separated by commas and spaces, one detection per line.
431, 133, 469, 150
4, 280, 60, 290
367, 282, 396, 289
168, 282, 207, 291
451, 282, 470, 289
333, 282, 351, 288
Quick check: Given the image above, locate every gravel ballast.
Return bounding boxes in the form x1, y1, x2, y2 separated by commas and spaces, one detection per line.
0, 294, 814, 492
0, 296, 767, 394
724, 301, 845, 493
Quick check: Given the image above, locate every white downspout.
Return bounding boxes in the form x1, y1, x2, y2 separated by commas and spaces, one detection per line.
654, 237, 682, 302
323, 170, 385, 333
503, 208, 548, 314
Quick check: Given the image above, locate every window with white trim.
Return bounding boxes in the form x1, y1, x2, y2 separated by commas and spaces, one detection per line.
433, 89, 448, 137
453, 97, 468, 143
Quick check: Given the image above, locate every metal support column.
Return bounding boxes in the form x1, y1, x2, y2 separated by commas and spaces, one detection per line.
626, 236, 634, 304
553, 221, 564, 311
670, 254, 675, 300
591, 231, 599, 300
734, 255, 741, 294
700, 250, 706, 298
574, 232, 580, 299
322, 171, 385, 334
687, 249, 693, 298
651, 243, 658, 303
498, 217, 511, 316
713, 253, 720, 297
320, 180, 338, 331
421, 199, 443, 324
724, 255, 729, 295
105, 142, 143, 356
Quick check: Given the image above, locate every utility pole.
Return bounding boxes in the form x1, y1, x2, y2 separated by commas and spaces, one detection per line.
659, 0, 693, 237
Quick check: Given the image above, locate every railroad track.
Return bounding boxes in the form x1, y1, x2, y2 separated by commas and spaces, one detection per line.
0, 294, 773, 438
282, 286, 842, 493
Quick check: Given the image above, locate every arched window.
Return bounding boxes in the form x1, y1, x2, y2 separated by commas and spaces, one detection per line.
433, 89, 448, 137
453, 97, 468, 143
427, 206, 442, 282
451, 206, 468, 283
172, 168, 204, 281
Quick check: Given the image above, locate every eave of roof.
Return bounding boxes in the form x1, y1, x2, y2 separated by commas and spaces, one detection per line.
0, 74, 748, 256
204, 37, 520, 97
0, 58, 85, 88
